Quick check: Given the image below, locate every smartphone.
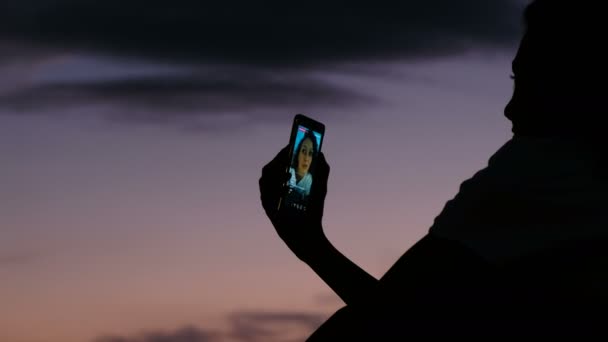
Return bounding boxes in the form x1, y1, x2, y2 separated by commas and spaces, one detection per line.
278, 114, 325, 214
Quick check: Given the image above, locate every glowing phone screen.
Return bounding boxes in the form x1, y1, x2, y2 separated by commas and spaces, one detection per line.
285, 125, 323, 211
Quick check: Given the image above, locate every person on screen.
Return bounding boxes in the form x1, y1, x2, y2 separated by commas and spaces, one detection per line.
288, 131, 318, 198
260, 0, 607, 339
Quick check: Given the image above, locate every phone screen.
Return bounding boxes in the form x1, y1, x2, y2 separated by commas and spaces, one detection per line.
284, 124, 324, 212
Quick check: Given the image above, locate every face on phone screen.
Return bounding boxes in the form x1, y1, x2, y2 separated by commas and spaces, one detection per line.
285, 125, 323, 211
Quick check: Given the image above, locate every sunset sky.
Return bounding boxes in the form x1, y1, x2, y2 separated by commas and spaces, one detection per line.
1, 1, 529, 341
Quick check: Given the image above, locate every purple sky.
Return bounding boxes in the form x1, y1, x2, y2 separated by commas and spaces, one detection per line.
1, 1, 528, 341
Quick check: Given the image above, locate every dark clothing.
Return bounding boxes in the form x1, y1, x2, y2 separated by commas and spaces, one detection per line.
308, 234, 608, 340
429, 136, 608, 264
308, 136, 608, 339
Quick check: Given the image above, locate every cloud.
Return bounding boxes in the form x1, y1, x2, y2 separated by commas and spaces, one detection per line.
228, 311, 325, 342
0, 68, 374, 125
0, 1, 526, 127
0, 60, 376, 130
93, 310, 327, 342
0, 1, 524, 66
94, 326, 218, 342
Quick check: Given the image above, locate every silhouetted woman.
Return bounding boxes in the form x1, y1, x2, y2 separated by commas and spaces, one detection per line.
260, 0, 607, 338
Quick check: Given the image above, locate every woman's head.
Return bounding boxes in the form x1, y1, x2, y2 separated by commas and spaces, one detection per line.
292, 131, 318, 178
504, 0, 604, 137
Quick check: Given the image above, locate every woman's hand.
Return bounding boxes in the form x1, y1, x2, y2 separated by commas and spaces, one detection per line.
259, 146, 330, 262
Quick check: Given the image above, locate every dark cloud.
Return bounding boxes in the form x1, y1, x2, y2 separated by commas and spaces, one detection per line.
228, 311, 325, 342
94, 326, 217, 342
93, 310, 326, 342
1, 1, 525, 66
0, 70, 374, 122
0, 1, 526, 127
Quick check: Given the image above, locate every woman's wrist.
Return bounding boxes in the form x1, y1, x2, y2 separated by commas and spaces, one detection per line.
299, 226, 379, 306
298, 228, 334, 265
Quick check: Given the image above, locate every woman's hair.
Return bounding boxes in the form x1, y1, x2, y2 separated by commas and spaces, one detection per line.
291, 130, 319, 172
521, 0, 603, 86
514, 0, 604, 135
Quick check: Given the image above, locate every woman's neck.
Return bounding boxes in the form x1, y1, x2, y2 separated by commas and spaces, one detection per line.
296, 171, 306, 182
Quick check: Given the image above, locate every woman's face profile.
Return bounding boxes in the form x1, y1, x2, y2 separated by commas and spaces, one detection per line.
297, 138, 314, 177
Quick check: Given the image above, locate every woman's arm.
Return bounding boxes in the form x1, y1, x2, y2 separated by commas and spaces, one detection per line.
301, 229, 378, 306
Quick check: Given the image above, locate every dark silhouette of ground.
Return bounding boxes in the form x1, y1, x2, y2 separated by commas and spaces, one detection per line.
260, 0, 608, 339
